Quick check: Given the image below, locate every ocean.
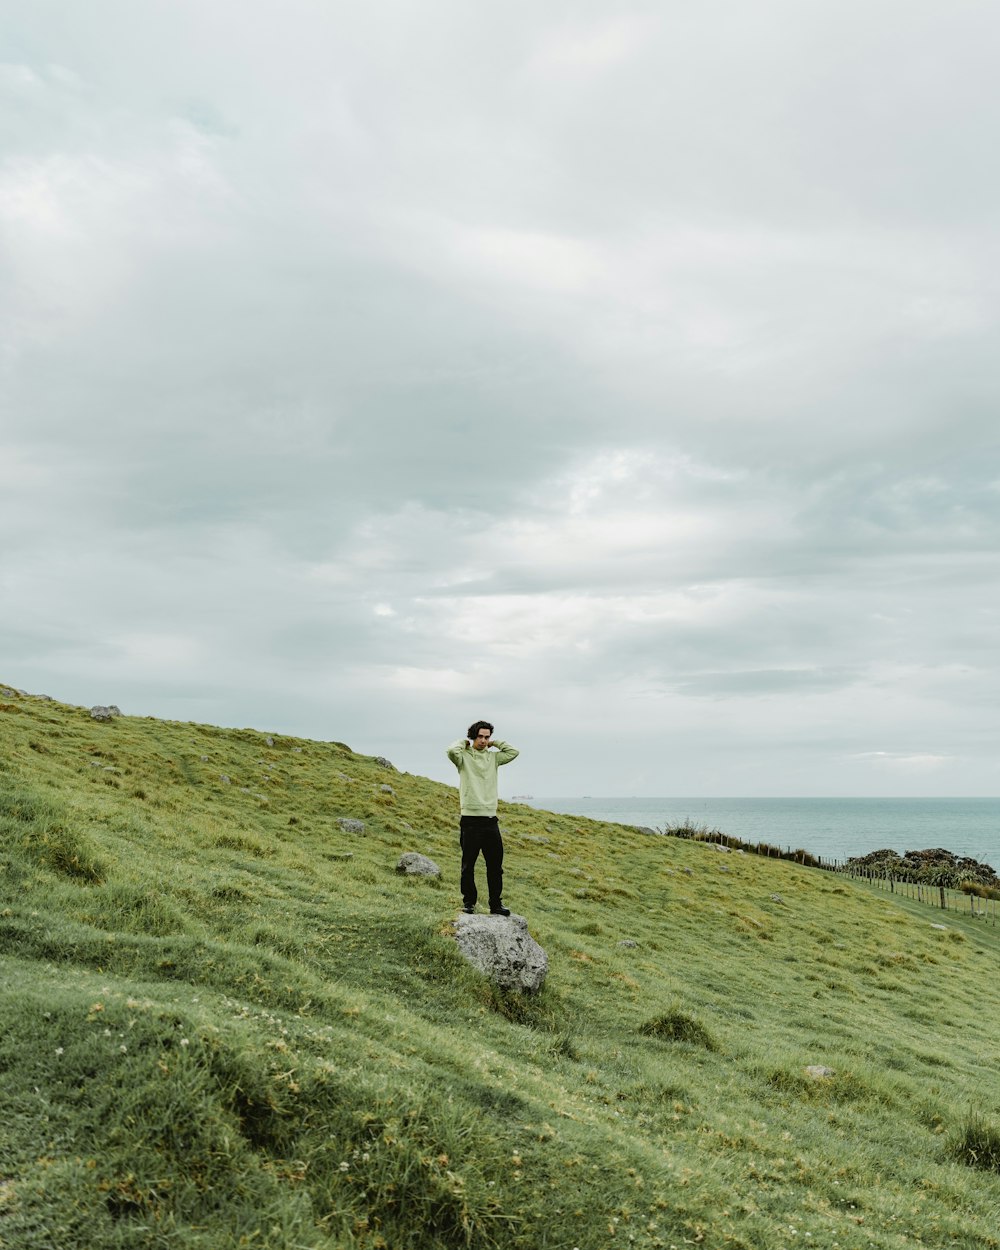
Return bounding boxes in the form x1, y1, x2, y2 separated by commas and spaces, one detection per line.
523, 797, 1000, 869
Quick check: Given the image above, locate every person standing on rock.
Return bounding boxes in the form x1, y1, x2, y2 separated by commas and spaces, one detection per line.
446, 722, 519, 916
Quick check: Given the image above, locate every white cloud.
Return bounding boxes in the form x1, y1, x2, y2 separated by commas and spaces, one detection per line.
526, 16, 660, 79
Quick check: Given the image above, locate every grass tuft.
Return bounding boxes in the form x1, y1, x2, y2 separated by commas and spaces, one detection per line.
950, 1110, 1000, 1172
639, 1006, 718, 1050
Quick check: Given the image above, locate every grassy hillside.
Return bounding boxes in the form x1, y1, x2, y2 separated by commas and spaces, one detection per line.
2, 687, 999, 1250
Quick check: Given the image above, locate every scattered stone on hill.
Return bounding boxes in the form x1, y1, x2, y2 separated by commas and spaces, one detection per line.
619, 940, 638, 948
379, 784, 395, 795
337, 772, 353, 782
1, 688, 17, 698
396, 852, 441, 877
719, 865, 730, 873
520, 834, 550, 844
219, 775, 231, 785
36, 693, 54, 701
338, 818, 365, 834
848, 846, 998, 888
292, 747, 303, 753
265, 736, 274, 746
683, 868, 693, 876
200, 755, 209, 762
805, 1065, 835, 1079
931, 923, 948, 931
712, 843, 730, 853
633, 826, 661, 835
453, 913, 548, 994
374, 756, 395, 770
770, 894, 785, 905
90, 705, 121, 721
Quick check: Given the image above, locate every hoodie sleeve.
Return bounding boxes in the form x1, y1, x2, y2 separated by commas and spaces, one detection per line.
446, 739, 467, 770
491, 741, 519, 766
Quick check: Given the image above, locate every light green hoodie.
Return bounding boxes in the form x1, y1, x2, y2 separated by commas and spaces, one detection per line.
446, 739, 519, 816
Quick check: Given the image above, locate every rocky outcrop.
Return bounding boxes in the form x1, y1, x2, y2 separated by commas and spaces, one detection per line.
396, 852, 440, 877
90, 705, 122, 721
453, 913, 548, 994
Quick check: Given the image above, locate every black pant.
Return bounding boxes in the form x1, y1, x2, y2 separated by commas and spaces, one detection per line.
460, 815, 504, 908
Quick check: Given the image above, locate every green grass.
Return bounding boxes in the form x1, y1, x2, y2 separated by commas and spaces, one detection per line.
2, 687, 1000, 1248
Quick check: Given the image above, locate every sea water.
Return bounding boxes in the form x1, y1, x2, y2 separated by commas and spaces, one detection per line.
524, 797, 1000, 869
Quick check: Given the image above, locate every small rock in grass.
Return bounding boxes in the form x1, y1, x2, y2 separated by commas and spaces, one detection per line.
396, 852, 440, 877
618, 940, 638, 948
770, 894, 785, 904
374, 756, 395, 770
338, 818, 365, 834
379, 784, 394, 795
712, 843, 730, 853
931, 923, 948, 931
804, 1065, 835, 1079
219, 775, 231, 785
265, 736, 274, 746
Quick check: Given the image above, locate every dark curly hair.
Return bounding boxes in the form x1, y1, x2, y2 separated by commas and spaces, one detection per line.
467, 720, 494, 741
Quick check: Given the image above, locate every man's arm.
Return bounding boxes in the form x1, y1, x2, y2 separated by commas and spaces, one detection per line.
446, 739, 467, 769
491, 740, 519, 765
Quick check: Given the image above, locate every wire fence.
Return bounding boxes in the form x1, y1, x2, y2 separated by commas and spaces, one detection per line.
658, 824, 999, 926
834, 864, 999, 924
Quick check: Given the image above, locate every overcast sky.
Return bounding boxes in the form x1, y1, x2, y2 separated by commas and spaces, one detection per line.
3, 1, 999, 797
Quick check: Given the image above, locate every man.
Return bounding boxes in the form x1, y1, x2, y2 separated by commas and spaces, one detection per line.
446, 721, 519, 916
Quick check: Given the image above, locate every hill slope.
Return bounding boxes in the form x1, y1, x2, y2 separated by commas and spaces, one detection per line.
2, 687, 999, 1250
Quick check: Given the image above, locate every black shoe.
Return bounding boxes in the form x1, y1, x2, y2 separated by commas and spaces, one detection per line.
462, 905, 476, 914
489, 904, 510, 917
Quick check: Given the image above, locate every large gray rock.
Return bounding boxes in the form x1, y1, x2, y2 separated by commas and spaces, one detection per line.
454, 913, 548, 994
338, 818, 365, 834
396, 852, 440, 877
90, 705, 121, 721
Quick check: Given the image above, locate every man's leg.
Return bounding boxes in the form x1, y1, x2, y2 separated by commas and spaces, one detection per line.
481, 817, 505, 910
459, 817, 484, 909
